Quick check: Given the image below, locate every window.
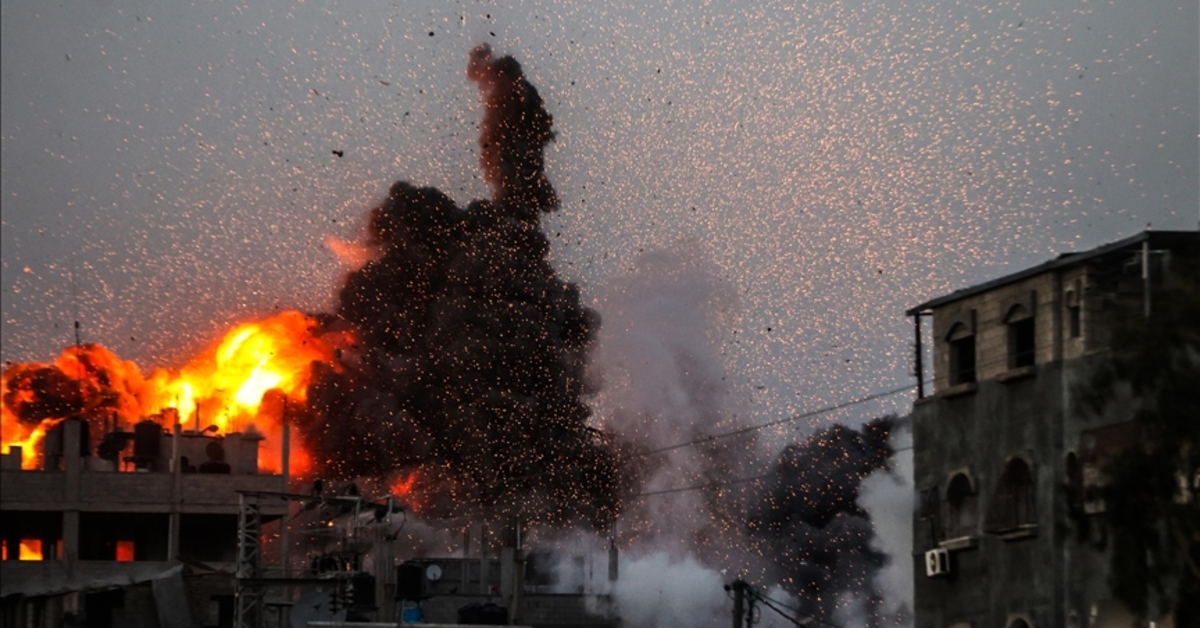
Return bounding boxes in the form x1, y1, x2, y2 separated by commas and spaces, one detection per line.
985, 457, 1037, 534
943, 473, 978, 540
1065, 452, 1083, 510
79, 512, 169, 561
1004, 304, 1035, 368
947, 323, 976, 385
1065, 289, 1081, 339
0, 511, 63, 562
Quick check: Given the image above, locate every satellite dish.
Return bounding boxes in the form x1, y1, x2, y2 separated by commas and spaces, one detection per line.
425, 564, 443, 581
290, 591, 346, 628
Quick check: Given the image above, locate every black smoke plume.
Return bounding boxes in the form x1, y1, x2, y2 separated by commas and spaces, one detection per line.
748, 416, 900, 620
298, 45, 630, 527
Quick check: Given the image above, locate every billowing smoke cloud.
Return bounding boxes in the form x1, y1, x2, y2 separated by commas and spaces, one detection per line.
297, 45, 631, 528
3, 344, 149, 431
747, 416, 901, 623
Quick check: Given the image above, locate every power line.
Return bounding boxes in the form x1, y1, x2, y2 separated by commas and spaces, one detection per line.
630, 473, 773, 499
740, 582, 845, 628
643, 384, 918, 456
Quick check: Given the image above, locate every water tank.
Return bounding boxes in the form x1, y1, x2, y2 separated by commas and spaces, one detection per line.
132, 420, 162, 459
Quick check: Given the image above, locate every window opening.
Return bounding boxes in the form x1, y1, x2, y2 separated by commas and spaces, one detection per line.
943, 473, 978, 539
1005, 305, 1035, 368
947, 323, 976, 385
986, 457, 1037, 533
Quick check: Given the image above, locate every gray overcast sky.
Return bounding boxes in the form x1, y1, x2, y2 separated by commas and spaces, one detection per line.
2, 0, 1196, 426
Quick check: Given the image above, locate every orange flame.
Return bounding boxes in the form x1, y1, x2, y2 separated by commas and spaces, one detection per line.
18, 539, 43, 561
1, 310, 342, 477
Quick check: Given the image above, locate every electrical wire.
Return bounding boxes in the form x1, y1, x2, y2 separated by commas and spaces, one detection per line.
643, 384, 919, 456
751, 588, 844, 628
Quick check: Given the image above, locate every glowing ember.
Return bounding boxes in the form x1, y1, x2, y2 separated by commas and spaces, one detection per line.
1, 310, 339, 476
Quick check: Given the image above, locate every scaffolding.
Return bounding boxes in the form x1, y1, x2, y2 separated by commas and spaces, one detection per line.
233, 489, 403, 628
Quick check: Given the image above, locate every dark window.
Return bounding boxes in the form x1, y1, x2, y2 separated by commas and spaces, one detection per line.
0, 511, 63, 561
943, 473, 978, 539
947, 323, 976, 385
1065, 452, 1083, 509
985, 458, 1037, 533
1005, 304, 1035, 368
79, 512, 169, 561
950, 337, 976, 384
180, 514, 237, 563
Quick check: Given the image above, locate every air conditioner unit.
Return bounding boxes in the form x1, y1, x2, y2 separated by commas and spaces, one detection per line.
925, 548, 951, 577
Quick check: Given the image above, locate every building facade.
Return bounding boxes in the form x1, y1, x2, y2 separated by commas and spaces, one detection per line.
906, 230, 1198, 628
0, 418, 288, 627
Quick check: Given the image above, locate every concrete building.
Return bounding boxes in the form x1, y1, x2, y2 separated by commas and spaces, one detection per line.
0, 415, 616, 628
0, 417, 288, 627
905, 230, 1198, 628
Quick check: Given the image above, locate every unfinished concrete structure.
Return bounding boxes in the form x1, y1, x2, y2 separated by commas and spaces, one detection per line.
906, 230, 1198, 628
0, 418, 288, 628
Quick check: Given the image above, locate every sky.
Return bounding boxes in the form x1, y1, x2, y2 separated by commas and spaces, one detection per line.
2, 0, 1197, 432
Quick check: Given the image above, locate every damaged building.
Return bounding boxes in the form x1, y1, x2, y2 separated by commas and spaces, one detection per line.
0, 414, 617, 628
0, 417, 288, 627
906, 229, 1198, 628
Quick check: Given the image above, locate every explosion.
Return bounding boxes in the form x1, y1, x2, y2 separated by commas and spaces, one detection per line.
1, 45, 630, 529
2, 310, 336, 476
1, 45, 911, 622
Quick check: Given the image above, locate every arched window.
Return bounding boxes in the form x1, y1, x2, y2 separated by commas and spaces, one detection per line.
1007, 618, 1032, 628
986, 457, 1037, 534
943, 473, 978, 540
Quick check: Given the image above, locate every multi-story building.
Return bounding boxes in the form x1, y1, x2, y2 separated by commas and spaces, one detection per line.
0, 417, 288, 627
905, 230, 1198, 628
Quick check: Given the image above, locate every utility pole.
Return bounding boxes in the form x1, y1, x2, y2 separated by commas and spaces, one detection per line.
730, 579, 748, 628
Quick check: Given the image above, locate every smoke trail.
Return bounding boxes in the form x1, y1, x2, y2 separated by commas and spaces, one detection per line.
298, 46, 630, 528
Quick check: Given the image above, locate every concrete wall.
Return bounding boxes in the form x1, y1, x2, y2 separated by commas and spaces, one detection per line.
0, 463, 287, 513
912, 362, 1067, 628
914, 246, 1161, 628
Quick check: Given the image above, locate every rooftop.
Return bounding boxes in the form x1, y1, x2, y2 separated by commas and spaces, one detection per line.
906, 229, 1199, 315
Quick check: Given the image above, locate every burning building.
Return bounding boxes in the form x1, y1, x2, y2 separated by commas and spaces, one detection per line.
0, 44, 624, 628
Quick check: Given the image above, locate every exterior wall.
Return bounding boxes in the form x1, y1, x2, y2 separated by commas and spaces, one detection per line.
0, 421, 287, 603
910, 234, 1200, 628
931, 271, 1060, 393
0, 470, 286, 513
913, 362, 1067, 628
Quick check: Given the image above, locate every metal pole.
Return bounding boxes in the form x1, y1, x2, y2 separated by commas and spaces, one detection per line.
280, 405, 290, 571
1142, 239, 1151, 319
913, 314, 925, 399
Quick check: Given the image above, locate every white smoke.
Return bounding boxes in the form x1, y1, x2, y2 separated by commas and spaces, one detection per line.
857, 424, 915, 624
567, 243, 915, 628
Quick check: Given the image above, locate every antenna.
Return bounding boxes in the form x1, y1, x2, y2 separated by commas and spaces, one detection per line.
70, 254, 82, 348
